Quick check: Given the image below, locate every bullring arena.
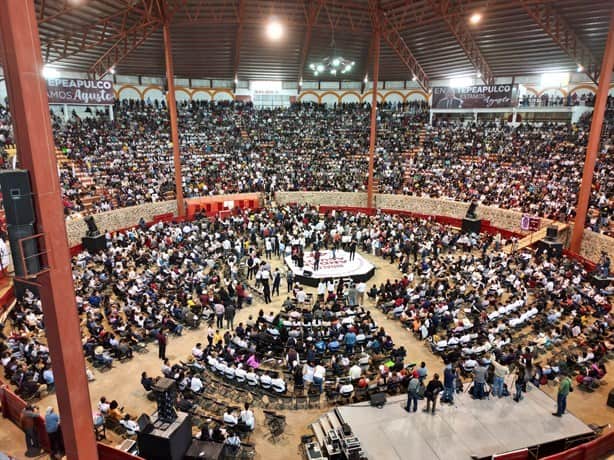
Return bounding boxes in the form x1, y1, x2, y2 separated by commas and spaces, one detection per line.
0, 1, 614, 460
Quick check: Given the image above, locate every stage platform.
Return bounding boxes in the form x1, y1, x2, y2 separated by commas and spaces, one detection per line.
285, 249, 375, 287
335, 385, 594, 460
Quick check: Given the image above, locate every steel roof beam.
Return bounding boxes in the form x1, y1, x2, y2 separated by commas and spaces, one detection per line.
377, 4, 430, 90
520, 0, 600, 83
233, 0, 246, 82
297, 0, 323, 87
89, 19, 161, 78
42, 9, 157, 65
430, 0, 495, 84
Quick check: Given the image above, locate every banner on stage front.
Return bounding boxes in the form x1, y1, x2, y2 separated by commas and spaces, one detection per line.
46, 78, 115, 105
432, 84, 517, 109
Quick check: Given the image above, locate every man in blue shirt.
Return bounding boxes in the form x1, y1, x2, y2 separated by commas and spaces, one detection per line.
442, 361, 456, 404
45, 407, 62, 457
344, 330, 357, 354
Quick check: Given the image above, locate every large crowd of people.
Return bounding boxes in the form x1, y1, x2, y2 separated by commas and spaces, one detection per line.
1, 204, 611, 420
0, 100, 613, 235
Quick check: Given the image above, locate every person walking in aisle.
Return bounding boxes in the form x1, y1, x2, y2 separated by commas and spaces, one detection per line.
225, 303, 236, 330
286, 270, 294, 293
157, 331, 167, 360
272, 268, 281, 297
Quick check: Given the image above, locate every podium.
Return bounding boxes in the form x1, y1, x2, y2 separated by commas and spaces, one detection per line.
461, 218, 482, 234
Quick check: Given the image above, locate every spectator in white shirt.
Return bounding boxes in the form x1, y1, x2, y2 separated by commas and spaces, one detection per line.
239, 403, 255, 431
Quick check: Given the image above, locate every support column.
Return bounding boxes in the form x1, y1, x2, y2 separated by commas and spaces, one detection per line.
63, 103, 69, 123
570, 9, 614, 253
108, 104, 114, 121
0, 2, 98, 459
162, 20, 185, 217
366, 23, 380, 209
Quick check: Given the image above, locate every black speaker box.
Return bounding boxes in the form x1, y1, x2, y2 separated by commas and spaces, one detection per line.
536, 239, 563, 257
82, 234, 106, 252
461, 217, 482, 234
608, 388, 614, 408
370, 392, 386, 408
303, 269, 313, 277
545, 226, 559, 241
589, 275, 611, 289
7, 224, 40, 277
137, 412, 191, 460
0, 170, 35, 225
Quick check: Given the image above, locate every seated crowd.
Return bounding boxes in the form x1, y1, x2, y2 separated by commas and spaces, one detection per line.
2, 99, 613, 234
0, 203, 611, 450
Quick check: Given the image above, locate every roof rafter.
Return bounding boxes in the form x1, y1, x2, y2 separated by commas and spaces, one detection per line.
42, 8, 148, 65
89, 19, 162, 79
377, 4, 430, 90
233, 0, 246, 80
431, 0, 495, 84
519, 0, 599, 83
297, 0, 323, 86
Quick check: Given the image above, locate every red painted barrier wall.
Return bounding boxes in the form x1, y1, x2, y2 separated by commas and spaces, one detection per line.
540, 431, 614, 460
0, 383, 50, 452
1, 382, 142, 459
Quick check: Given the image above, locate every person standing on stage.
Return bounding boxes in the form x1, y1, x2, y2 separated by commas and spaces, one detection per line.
313, 250, 321, 271
349, 240, 357, 261
553, 372, 573, 417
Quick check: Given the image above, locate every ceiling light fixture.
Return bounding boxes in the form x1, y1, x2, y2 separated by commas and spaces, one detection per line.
577, 64, 584, 72
309, 23, 356, 78
412, 74, 417, 81
42, 64, 60, 79
469, 12, 482, 24
266, 19, 284, 41
476, 71, 481, 78
109, 66, 116, 75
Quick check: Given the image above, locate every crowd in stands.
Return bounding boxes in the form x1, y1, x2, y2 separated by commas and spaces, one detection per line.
0, 99, 613, 235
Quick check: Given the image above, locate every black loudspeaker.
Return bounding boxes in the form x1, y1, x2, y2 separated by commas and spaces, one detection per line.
153, 378, 177, 422
590, 275, 610, 289
0, 170, 35, 225
465, 202, 478, 219
545, 226, 559, 241
7, 224, 40, 277
303, 269, 313, 277
370, 392, 387, 408
137, 413, 153, 434
137, 412, 191, 460
461, 217, 482, 234
608, 388, 614, 408
536, 239, 563, 257
82, 234, 106, 252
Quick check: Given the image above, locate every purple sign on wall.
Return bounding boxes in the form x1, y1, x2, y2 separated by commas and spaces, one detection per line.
46, 78, 115, 105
